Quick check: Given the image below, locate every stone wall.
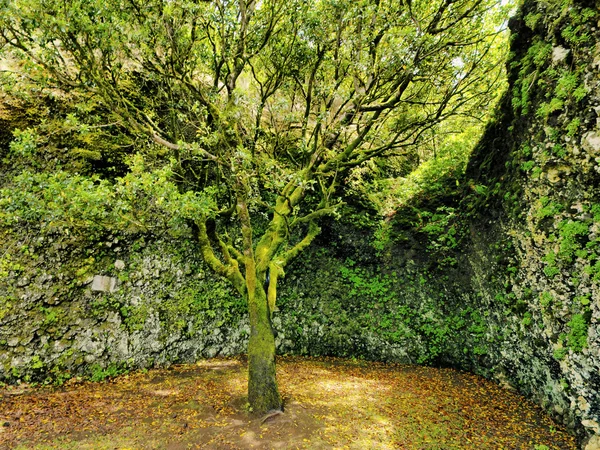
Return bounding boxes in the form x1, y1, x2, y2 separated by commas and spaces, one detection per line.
456, 0, 600, 445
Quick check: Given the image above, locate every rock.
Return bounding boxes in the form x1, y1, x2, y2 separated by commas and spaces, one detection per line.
546, 168, 561, 183
80, 335, 103, 355
593, 43, 600, 69
54, 340, 68, 353
583, 420, 600, 434
91, 275, 118, 293
17, 276, 33, 288
116, 336, 129, 356
583, 132, 600, 155
585, 435, 600, 450
114, 260, 125, 271
552, 46, 570, 65
578, 396, 590, 413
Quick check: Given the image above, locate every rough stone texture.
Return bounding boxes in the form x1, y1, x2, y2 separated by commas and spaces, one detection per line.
91, 275, 118, 293
0, 236, 249, 379
438, 0, 600, 443
553, 46, 571, 65
586, 435, 600, 450
583, 132, 600, 154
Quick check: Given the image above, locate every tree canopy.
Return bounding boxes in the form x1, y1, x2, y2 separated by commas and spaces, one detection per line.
0, 0, 510, 412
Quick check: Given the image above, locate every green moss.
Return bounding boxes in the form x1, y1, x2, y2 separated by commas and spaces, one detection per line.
536, 98, 564, 119
553, 347, 567, 361
591, 204, 600, 222
583, 260, 600, 280
30, 355, 44, 370
555, 73, 579, 100
572, 86, 587, 102
89, 363, 129, 382
554, 220, 589, 263
542, 250, 559, 278
566, 118, 581, 137
520, 161, 535, 172
561, 24, 591, 46
39, 306, 62, 327
540, 292, 553, 308
531, 167, 542, 178
543, 266, 560, 278
413, 207, 464, 268
524, 12, 542, 30
566, 314, 589, 352
551, 144, 566, 158
511, 39, 553, 116
0, 294, 16, 321
529, 41, 553, 68
575, 295, 590, 306
536, 198, 563, 220
519, 144, 532, 158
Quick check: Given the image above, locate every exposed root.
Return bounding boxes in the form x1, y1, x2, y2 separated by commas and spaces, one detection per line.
260, 409, 284, 425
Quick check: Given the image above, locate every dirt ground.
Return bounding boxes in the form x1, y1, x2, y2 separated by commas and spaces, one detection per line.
0, 356, 577, 449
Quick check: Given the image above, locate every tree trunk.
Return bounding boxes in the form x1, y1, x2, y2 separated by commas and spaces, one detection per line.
247, 285, 281, 413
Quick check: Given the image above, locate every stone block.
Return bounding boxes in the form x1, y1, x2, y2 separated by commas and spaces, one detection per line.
585, 434, 600, 450
583, 132, 600, 155
91, 275, 118, 293
552, 46, 569, 64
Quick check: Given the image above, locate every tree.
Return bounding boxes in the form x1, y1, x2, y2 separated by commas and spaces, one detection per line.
0, 0, 507, 412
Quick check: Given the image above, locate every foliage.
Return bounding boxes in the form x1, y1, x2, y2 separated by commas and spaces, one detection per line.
349, 108, 507, 219
420, 207, 459, 259
536, 197, 563, 220
0, 0, 512, 278
89, 363, 128, 383
9, 128, 38, 158
0, 155, 217, 237
539, 291, 553, 308
556, 220, 588, 263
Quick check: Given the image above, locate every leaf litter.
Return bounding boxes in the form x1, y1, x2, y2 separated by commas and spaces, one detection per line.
0, 356, 576, 449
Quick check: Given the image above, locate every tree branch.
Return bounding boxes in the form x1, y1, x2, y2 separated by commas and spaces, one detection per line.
195, 218, 246, 296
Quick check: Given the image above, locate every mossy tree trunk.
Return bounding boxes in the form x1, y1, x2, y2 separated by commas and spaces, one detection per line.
238, 192, 283, 412
247, 283, 281, 412
195, 176, 323, 413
